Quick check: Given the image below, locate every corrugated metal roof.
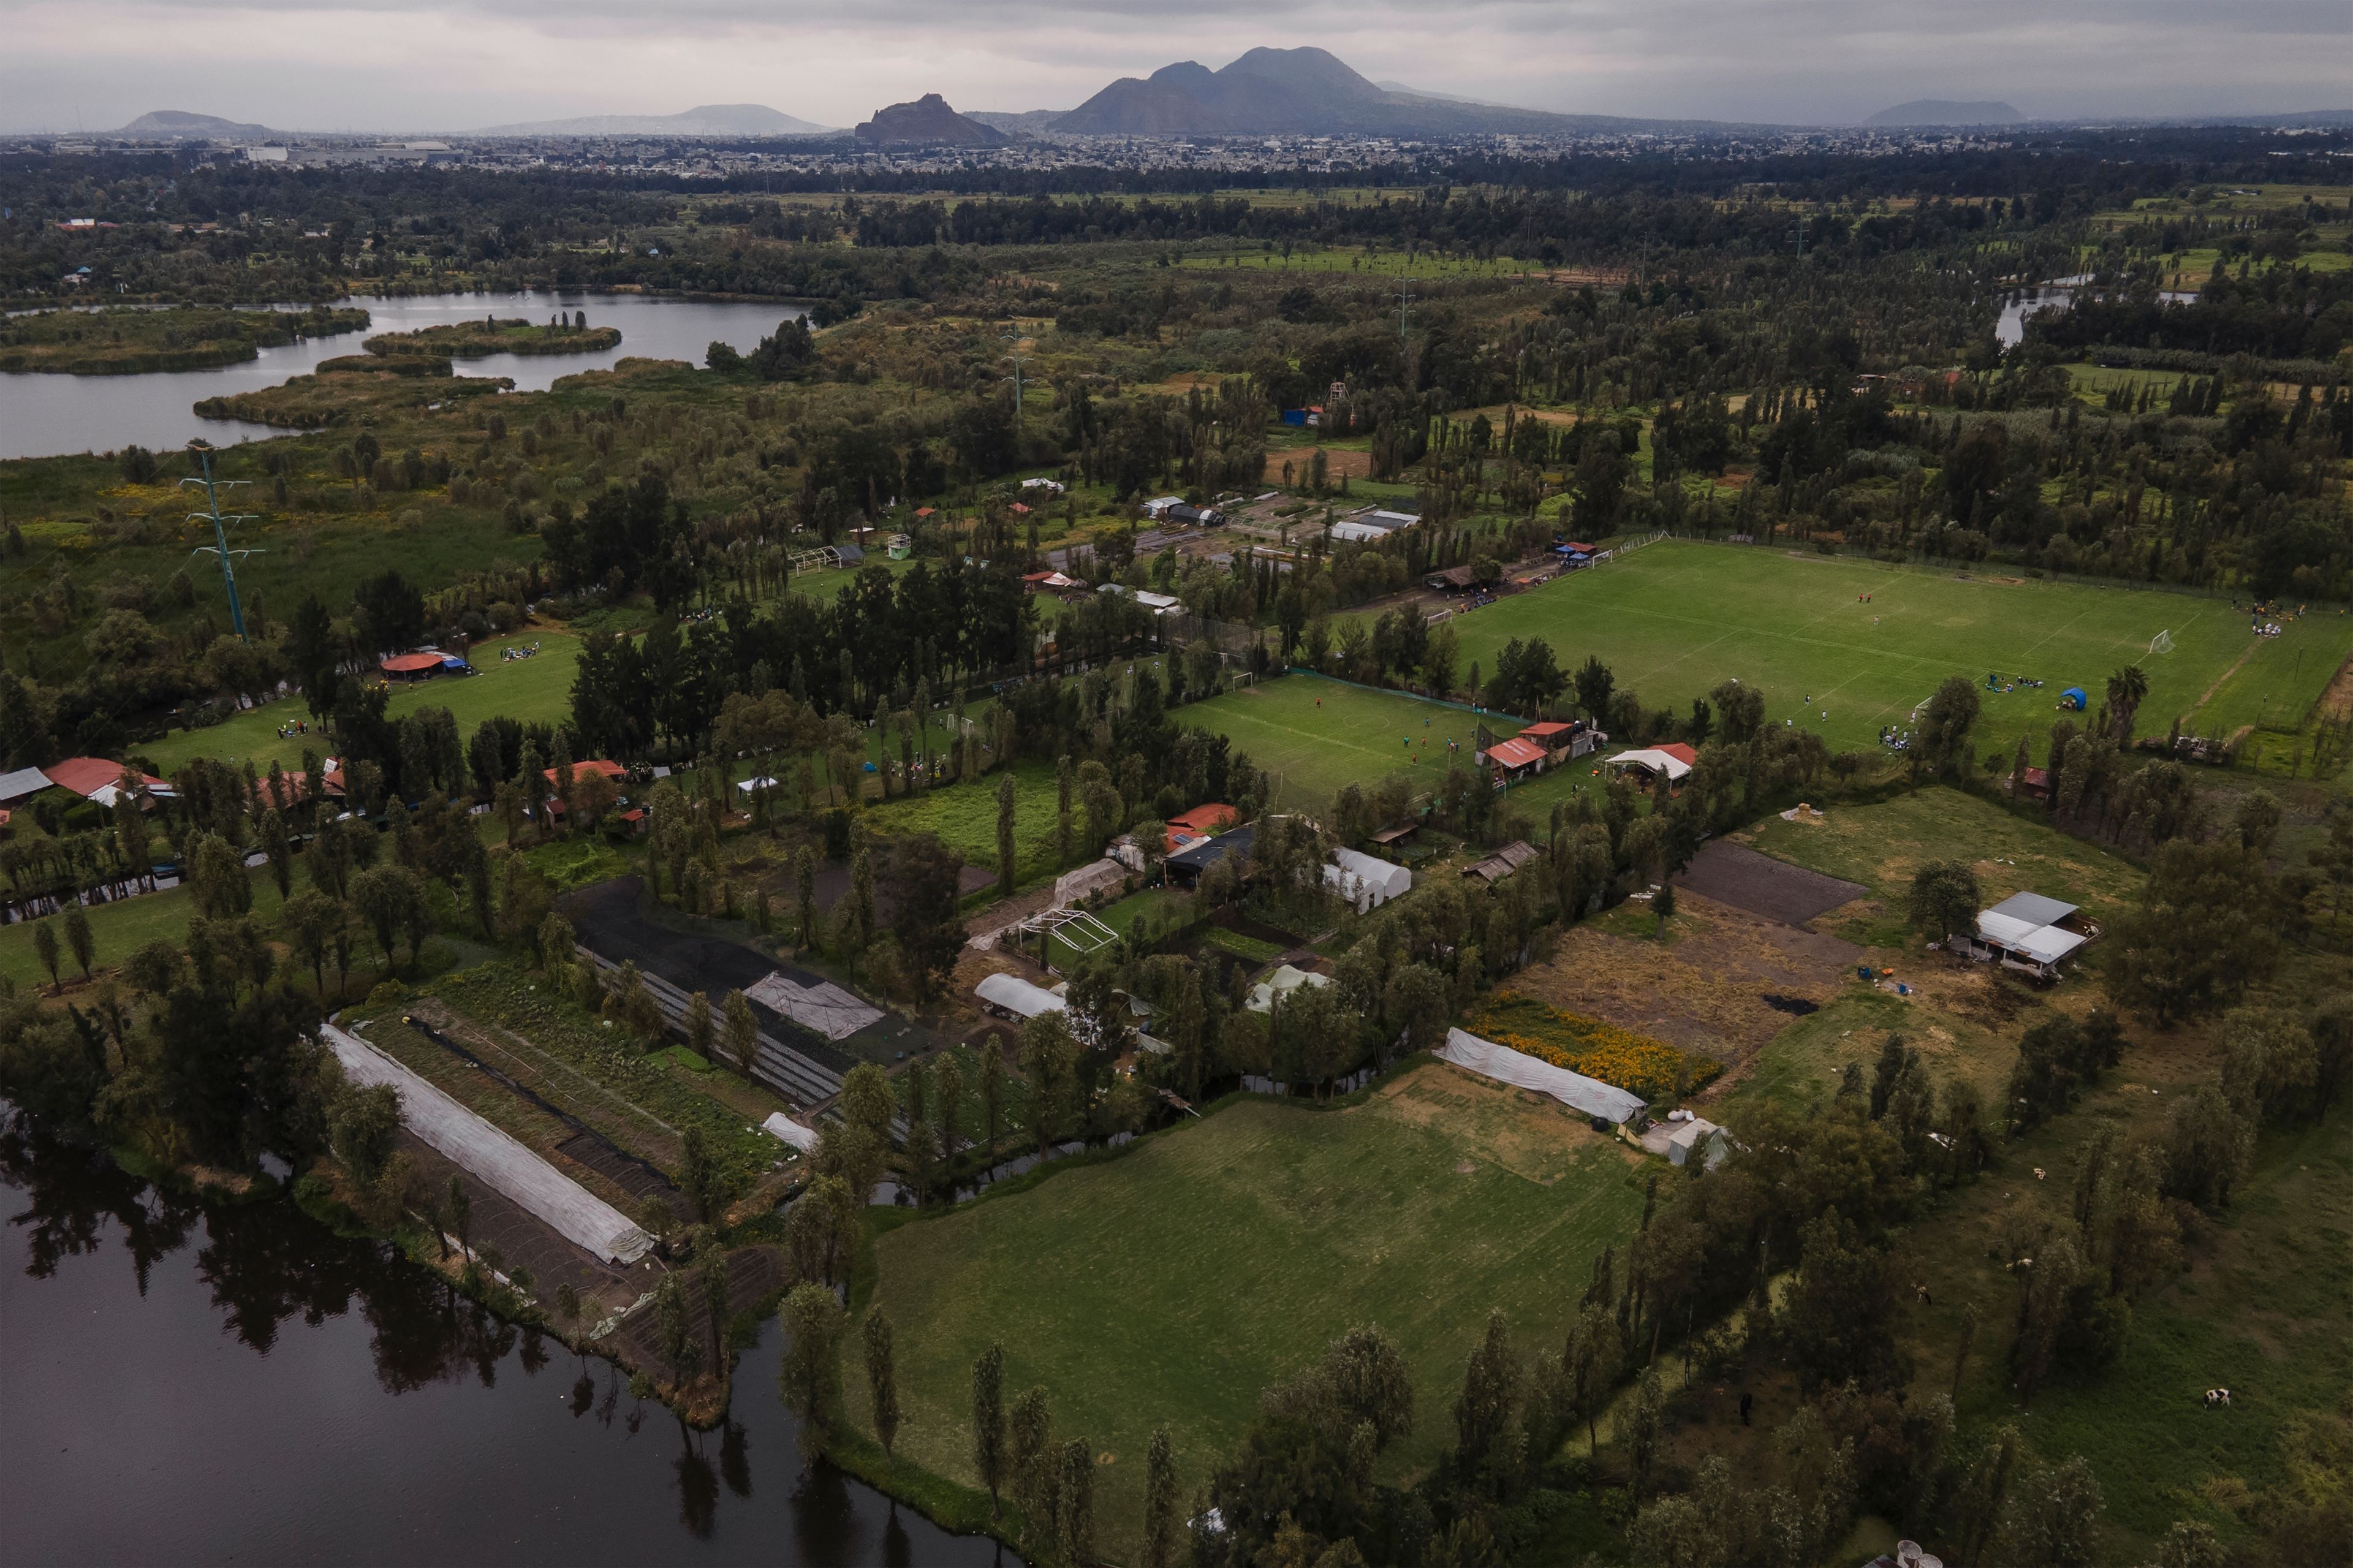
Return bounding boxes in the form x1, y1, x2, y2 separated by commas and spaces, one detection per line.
1988, 891, 2078, 927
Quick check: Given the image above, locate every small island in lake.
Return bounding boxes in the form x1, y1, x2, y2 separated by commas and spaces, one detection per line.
0, 304, 370, 374
365, 316, 620, 360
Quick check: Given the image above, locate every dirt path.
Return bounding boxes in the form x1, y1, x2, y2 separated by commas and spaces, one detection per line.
2190, 637, 2262, 717
2317, 651, 2353, 722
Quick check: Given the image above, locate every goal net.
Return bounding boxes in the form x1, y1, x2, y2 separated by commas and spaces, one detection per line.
2148, 630, 2175, 656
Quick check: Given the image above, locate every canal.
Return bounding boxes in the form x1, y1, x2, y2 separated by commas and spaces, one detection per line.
0, 1118, 1009, 1567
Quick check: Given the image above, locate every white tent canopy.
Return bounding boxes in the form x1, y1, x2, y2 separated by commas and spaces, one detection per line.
1325, 847, 1412, 913
1605, 748, 1694, 782
976, 971, 1067, 1020
1438, 1028, 1648, 1126
761, 1112, 820, 1153
1247, 964, 1333, 1013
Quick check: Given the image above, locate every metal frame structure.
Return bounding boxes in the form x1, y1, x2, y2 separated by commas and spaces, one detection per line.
181, 442, 259, 640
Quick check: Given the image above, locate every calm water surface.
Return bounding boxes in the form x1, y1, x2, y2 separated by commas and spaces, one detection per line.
0, 292, 806, 461
0, 1123, 1007, 1567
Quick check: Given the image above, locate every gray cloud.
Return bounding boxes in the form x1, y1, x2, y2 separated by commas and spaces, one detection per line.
1, 0, 2346, 134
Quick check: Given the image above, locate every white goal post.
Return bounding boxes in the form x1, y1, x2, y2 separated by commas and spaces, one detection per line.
2148, 630, 2175, 656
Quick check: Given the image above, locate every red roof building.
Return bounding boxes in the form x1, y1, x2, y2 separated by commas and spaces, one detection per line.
1487, 737, 1548, 774
380, 651, 443, 677
1654, 743, 1700, 767
1165, 803, 1239, 854
43, 757, 169, 800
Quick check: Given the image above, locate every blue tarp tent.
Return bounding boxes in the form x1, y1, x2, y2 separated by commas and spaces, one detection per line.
439, 656, 472, 674
2060, 686, 2087, 710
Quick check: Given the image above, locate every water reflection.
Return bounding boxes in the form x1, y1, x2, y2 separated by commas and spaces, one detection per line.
0, 1116, 1010, 1567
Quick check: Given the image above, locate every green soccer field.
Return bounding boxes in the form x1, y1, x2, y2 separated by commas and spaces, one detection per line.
849, 1064, 1642, 1561
1183, 674, 1524, 807
1417, 540, 2353, 760
139, 631, 582, 776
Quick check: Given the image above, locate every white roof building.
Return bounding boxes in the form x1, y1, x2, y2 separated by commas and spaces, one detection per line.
976, 972, 1067, 1021
1970, 892, 2092, 977
1324, 846, 1412, 914
1605, 748, 1695, 782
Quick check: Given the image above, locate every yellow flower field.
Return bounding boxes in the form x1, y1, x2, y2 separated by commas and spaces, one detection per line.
1464, 993, 1721, 1102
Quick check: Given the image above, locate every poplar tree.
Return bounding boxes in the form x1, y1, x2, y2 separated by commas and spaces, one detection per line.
864, 1312, 901, 1462
971, 1343, 1008, 1517
996, 770, 1017, 896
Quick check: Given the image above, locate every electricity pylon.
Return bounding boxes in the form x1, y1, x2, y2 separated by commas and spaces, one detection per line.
181, 441, 260, 640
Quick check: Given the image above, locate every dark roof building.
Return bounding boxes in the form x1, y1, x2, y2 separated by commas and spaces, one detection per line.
1165, 822, 1254, 885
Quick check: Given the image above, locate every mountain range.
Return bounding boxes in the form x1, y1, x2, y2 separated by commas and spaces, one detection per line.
1864, 99, 2023, 127
113, 110, 275, 140
1051, 47, 1650, 137
855, 94, 1007, 146
474, 104, 834, 137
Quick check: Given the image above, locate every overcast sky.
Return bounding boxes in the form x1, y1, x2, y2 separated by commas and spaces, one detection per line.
3, 0, 2347, 134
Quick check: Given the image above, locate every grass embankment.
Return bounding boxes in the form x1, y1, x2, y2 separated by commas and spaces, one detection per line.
847, 1062, 1645, 1562
0, 305, 370, 374
365, 319, 622, 358
1401, 538, 2353, 760
140, 632, 581, 775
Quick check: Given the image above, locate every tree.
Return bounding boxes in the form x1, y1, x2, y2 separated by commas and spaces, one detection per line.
1142, 1426, 1179, 1568
1626, 1367, 1665, 1499
279, 890, 343, 994
778, 1282, 845, 1444
1057, 1437, 1096, 1564
1574, 655, 1616, 724
1452, 1308, 1521, 1482
259, 808, 294, 898
864, 1311, 902, 1462
1324, 1324, 1415, 1450
1652, 879, 1675, 937
32, 919, 60, 994
794, 844, 819, 949
971, 1342, 1009, 1517
1908, 859, 1982, 942
2104, 665, 2150, 746
329, 1081, 402, 1187
62, 902, 93, 981
188, 831, 252, 918
447, 1172, 472, 1259
996, 770, 1018, 897
1011, 1386, 1058, 1534
350, 863, 426, 973
685, 990, 714, 1061
1915, 675, 1982, 781
722, 990, 757, 1078
885, 832, 967, 1002
656, 1271, 700, 1387
1998, 1453, 2105, 1568
2105, 841, 2276, 1023
1559, 1301, 1620, 1453
680, 1124, 726, 1222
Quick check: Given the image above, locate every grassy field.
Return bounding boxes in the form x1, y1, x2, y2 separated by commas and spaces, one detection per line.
0, 860, 282, 992
1182, 674, 1522, 808
140, 632, 580, 776
862, 759, 1063, 885
850, 1062, 1645, 1560
1424, 539, 2353, 761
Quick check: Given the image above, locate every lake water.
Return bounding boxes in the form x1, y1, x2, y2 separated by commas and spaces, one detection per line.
0, 292, 806, 461
1995, 275, 2199, 349
0, 1121, 1010, 1568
